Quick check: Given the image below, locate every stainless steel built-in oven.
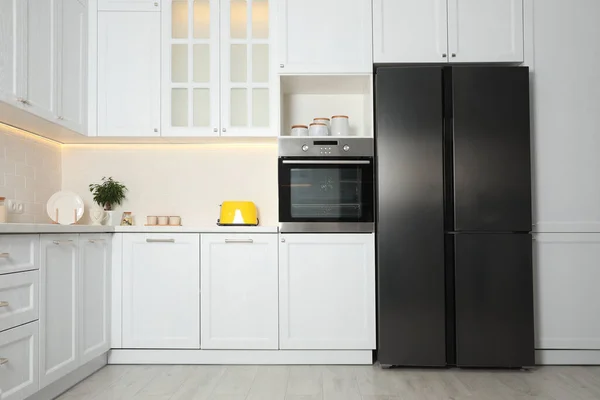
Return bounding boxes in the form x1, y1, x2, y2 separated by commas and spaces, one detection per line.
278, 138, 375, 233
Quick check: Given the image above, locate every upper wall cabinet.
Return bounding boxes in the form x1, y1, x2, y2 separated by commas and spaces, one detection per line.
373, 0, 524, 64
373, 0, 448, 63
98, 0, 161, 11
98, 12, 161, 137
161, 0, 276, 137
447, 0, 523, 63
277, 0, 372, 74
0, 0, 24, 107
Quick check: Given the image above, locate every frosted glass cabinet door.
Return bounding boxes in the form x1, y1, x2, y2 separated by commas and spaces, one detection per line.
220, 0, 276, 136
162, 0, 220, 137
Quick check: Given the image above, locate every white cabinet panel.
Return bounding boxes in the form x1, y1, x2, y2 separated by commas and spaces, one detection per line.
0, 270, 38, 333
99, 0, 161, 11
448, 0, 524, 63
279, 233, 376, 350
98, 12, 161, 137
277, 0, 372, 74
201, 234, 278, 350
122, 234, 200, 349
534, 233, 600, 350
0, 235, 39, 275
79, 234, 110, 365
373, 0, 448, 63
0, 0, 25, 106
57, 0, 87, 134
0, 322, 39, 400
39, 235, 79, 389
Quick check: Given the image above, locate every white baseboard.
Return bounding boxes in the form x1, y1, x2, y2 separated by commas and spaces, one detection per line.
108, 349, 374, 365
536, 350, 600, 365
26, 353, 107, 400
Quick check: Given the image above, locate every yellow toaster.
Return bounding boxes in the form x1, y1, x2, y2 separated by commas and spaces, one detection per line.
217, 201, 259, 226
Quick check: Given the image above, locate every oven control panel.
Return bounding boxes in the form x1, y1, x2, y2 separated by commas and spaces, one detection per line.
279, 137, 374, 158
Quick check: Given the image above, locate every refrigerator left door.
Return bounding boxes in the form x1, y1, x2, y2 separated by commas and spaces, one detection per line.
375, 67, 446, 366
454, 233, 535, 367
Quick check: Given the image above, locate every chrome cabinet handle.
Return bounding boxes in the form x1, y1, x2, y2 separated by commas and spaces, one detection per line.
222, 128, 227, 133
0, 358, 8, 366
154, 128, 158, 133
281, 238, 285, 243
88, 239, 106, 243
146, 239, 175, 243
154, 2, 158, 6
0, 253, 9, 258
442, 53, 447, 58
452, 53, 456, 58
225, 239, 254, 244
22, 99, 31, 105
0, 301, 9, 307
280, 64, 284, 68
53, 240, 74, 245
213, 127, 218, 132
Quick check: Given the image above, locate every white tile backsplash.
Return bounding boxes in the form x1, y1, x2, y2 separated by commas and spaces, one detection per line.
0, 125, 62, 223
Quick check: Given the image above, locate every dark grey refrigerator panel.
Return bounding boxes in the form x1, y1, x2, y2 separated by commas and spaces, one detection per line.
454, 233, 535, 367
450, 67, 532, 232
375, 67, 446, 366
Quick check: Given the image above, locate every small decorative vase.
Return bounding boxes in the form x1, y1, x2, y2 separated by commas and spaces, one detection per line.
90, 208, 105, 226
104, 210, 119, 226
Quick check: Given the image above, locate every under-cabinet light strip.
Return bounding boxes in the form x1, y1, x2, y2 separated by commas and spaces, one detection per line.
0, 122, 62, 147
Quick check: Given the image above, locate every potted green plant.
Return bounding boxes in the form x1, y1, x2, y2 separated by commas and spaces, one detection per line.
89, 177, 128, 226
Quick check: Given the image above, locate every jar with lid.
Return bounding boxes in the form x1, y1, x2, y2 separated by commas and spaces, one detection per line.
0, 197, 6, 223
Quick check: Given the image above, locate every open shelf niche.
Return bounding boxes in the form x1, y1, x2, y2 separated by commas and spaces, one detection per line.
279, 75, 373, 138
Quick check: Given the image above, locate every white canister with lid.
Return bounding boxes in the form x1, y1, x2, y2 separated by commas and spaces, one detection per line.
291, 125, 309, 136
313, 118, 331, 134
309, 123, 329, 137
331, 115, 350, 136
0, 197, 6, 223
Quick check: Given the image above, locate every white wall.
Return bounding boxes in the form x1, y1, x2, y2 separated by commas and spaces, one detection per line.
0, 124, 62, 223
61, 142, 278, 226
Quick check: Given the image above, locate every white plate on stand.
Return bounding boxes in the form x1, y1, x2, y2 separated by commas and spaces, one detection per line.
46, 191, 85, 225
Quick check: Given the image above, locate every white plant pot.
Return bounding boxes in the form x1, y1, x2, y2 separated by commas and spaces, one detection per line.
104, 210, 120, 226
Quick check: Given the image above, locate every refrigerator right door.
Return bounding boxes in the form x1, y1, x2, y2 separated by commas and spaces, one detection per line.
454, 233, 535, 367
451, 67, 532, 232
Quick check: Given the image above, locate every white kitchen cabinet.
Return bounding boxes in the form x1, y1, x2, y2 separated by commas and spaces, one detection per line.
122, 234, 200, 349
79, 234, 110, 365
534, 233, 600, 350
0, 235, 39, 275
373, 0, 448, 63
279, 233, 376, 350
39, 235, 79, 389
0, 0, 25, 107
0, 270, 39, 333
99, 0, 161, 11
201, 234, 278, 350
0, 322, 39, 400
56, 0, 88, 133
22, 0, 57, 120
277, 0, 372, 74
98, 12, 161, 137
447, 0, 523, 63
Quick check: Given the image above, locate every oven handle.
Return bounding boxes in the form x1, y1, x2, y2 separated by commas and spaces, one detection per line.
281, 160, 371, 165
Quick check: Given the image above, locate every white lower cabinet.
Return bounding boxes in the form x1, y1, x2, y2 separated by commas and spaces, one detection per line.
79, 234, 111, 365
279, 233, 376, 350
122, 234, 200, 349
534, 233, 600, 350
201, 234, 278, 350
0, 322, 39, 400
39, 235, 79, 389
0, 270, 39, 333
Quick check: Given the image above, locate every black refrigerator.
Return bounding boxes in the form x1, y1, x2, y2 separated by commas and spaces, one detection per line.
375, 66, 535, 368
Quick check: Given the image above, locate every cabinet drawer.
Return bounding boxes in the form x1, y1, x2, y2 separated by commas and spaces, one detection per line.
0, 235, 40, 275
0, 271, 39, 333
0, 322, 39, 400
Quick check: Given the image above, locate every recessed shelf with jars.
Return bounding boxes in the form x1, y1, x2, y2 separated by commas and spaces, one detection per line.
162, 0, 277, 138
279, 75, 373, 138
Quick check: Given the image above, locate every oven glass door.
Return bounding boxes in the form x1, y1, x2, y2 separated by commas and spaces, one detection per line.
279, 158, 374, 223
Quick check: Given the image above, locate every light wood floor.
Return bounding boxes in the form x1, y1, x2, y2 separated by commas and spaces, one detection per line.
56, 364, 600, 400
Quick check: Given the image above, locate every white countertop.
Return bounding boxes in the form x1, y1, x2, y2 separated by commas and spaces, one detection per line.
0, 223, 278, 234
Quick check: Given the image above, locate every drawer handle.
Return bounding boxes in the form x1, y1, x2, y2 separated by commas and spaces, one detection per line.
0, 253, 9, 258
88, 239, 106, 243
0, 358, 8, 366
225, 239, 254, 244
0, 301, 8, 307
146, 239, 175, 243
53, 240, 74, 245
